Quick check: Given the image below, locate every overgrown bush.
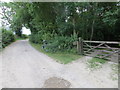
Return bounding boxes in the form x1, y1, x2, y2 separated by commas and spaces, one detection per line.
29, 31, 77, 53
45, 35, 77, 52
15, 34, 28, 40
1, 28, 15, 48
29, 33, 43, 44
22, 34, 28, 39
29, 31, 54, 44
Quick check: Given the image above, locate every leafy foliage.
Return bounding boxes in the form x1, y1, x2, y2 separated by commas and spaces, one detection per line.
1, 28, 15, 48
46, 35, 77, 52
1, 2, 120, 51
29, 33, 42, 44
21, 34, 28, 39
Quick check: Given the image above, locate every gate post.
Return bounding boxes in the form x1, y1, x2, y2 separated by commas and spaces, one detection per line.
77, 37, 83, 55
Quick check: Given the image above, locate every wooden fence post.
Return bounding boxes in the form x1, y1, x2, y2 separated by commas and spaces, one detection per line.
77, 37, 83, 55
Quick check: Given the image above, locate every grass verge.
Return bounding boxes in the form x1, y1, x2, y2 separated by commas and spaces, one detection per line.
87, 58, 107, 70
30, 42, 81, 64
110, 64, 119, 80
16, 38, 26, 41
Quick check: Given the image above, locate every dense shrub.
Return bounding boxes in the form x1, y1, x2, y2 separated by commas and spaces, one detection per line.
29, 31, 77, 53
45, 36, 77, 52
29, 33, 43, 44
15, 34, 28, 40
1, 28, 15, 48
29, 32, 54, 44
22, 34, 28, 39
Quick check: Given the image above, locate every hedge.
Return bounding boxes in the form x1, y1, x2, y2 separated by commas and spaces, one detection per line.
1, 28, 15, 48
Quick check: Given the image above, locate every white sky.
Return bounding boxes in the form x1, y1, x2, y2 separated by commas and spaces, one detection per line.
0, 0, 13, 2
0, 7, 3, 27
22, 27, 31, 35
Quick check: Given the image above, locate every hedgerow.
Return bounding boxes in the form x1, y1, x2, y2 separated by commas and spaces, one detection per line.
1, 28, 15, 48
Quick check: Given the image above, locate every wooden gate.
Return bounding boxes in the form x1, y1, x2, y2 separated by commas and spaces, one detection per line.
76, 37, 120, 63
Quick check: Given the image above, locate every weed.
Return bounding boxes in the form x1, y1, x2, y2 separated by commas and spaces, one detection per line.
110, 64, 119, 80
87, 58, 106, 71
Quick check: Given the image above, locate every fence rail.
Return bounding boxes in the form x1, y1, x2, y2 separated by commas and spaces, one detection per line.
84, 40, 120, 44
76, 37, 120, 63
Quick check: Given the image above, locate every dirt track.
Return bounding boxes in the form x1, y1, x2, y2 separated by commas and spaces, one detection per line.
0, 40, 118, 88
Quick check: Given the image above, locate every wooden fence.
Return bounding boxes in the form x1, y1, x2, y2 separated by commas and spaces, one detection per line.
76, 37, 120, 63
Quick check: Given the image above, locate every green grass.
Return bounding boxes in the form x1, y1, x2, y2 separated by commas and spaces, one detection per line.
87, 58, 107, 70
16, 38, 26, 41
30, 42, 82, 64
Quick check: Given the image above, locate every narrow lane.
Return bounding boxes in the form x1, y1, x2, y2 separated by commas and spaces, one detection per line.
1, 40, 118, 88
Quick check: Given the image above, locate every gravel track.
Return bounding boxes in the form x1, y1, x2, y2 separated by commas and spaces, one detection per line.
0, 40, 118, 88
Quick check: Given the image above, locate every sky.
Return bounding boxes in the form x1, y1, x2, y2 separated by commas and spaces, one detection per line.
22, 27, 31, 35
0, 0, 12, 2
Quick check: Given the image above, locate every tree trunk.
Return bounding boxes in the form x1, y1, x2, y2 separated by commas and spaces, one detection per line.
73, 18, 76, 38
90, 3, 98, 41
90, 19, 95, 41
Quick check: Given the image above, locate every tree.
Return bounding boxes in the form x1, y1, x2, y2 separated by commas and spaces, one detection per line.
1, 2, 120, 41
